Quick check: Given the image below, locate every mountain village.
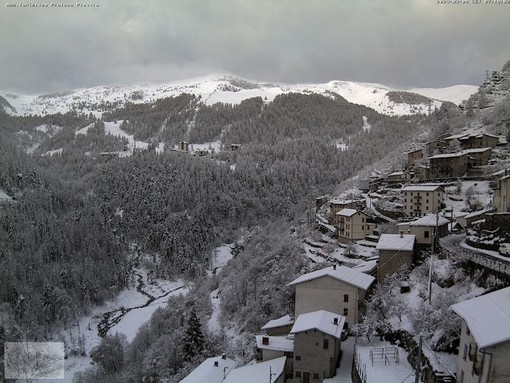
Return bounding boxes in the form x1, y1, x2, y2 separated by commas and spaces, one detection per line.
1, 64, 510, 383
178, 69, 510, 383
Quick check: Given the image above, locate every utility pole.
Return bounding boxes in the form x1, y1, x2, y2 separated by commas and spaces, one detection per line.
428, 211, 439, 304
415, 336, 422, 383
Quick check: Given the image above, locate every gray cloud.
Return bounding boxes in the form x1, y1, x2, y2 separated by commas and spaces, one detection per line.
1, 0, 509, 94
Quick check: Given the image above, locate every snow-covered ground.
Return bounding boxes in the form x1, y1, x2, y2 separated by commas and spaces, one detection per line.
354, 340, 414, 383
1, 74, 478, 118
60, 267, 188, 382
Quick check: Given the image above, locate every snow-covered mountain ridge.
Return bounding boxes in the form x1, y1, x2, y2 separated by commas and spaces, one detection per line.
1, 74, 478, 117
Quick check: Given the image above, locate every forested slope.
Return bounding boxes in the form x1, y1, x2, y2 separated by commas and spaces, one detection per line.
0, 92, 429, 381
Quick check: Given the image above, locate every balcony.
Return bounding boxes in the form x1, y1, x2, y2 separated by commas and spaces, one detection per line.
468, 342, 477, 361
473, 352, 484, 376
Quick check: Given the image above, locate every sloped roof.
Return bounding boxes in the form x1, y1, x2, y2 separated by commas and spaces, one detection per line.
464, 148, 491, 154
290, 310, 345, 339
376, 234, 415, 251
451, 287, 510, 349
222, 357, 286, 383
261, 314, 294, 330
401, 184, 443, 192
255, 335, 294, 352
336, 208, 359, 217
180, 355, 236, 383
408, 214, 450, 227
287, 266, 375, 290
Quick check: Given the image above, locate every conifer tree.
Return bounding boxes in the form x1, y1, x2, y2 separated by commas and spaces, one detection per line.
182, 308, 204, 362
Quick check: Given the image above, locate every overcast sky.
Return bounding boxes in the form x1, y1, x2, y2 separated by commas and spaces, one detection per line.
1, 0, 509, 94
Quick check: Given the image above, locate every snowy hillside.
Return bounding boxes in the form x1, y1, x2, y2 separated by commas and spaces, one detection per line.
0, 74, 478, 117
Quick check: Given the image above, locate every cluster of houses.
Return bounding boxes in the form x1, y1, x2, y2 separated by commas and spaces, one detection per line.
182, 265, 376, 383
361, 132, 505, 191
182, 262, 510, 383
181, 179, 510, 382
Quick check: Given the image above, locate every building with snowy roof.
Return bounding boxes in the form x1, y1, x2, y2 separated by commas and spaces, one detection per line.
444, 132, 501, 150
429, 152, 469, 179
255, 335, 294, 376
222, 356, 287, 383
401, 184, 444, 217
397, 214, 450, 247
336, 209, 375, 243
376, 233, 416, 283
290, 310, 345, 382
288, 265, 375, 328
329, 199, 362, 225
261, 314, 294, 336
451, 286, 510, 383
180, 355, 235, 383
405, 148, 423, 169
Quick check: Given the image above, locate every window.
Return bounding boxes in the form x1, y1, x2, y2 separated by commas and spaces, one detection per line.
460, 370, 464, 383
361, 225, 365, 230
424, 231, 430, 239
426, 206, 429, 210
463, 344, 468, 361
323, 339, 329, 349
343, 308, 348, 316
295, 371, 301, 378
313, 373, 320, 379
426, 192, 429, 196
296, 355, 301, 361
344, 294, 349, 302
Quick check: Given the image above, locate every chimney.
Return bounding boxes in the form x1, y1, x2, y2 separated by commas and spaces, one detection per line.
333, 264, 336, 270
262, 336, 269, 345
400, 230, 403, 238
221, 354, 226, 360
333, 317, 339, 325
214, 361, 219, 367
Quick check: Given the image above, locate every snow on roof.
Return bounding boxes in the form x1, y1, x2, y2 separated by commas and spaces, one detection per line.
463, 148, 491, 154
464, 209, 488, 219
330, 198, 359, 205
180, 355, 236, 383
407, 214, 450, 227
255, 335, 294, 352
444, 133, 468, 140
336, 208, 359, 217
352, 260, 378, 273
290, 310, 345, 339
451, 287, 510, 349
401, 184, 443, 192
222, 356, 286, 383
376, 234, 416, 251
429, 152, 466, 159
287, 265, 375, 290
261, 314, 294, 330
